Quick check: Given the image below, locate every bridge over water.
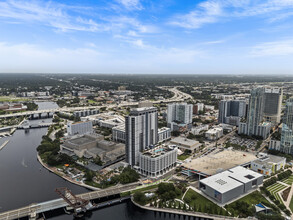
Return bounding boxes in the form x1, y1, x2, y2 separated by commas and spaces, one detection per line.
0, 186, 132, 220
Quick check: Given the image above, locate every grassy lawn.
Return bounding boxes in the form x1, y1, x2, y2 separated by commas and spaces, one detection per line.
178, 154, 190, 161
283, 175, 293, 185
84, 180, 101, 188
120, 184, 158, 197
267, 183, 288, 202
183, 188, 227, 215
230, 190, 269, 205
88, 99, 97, 104
225, 191, 269, 217
289, 196, 293, 212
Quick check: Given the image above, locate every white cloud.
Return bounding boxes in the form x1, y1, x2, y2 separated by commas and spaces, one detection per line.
127, 30, 139, 36
170, 1, 223, 29
0, 0, 101, 32
130, 39, 148, 48
170, 0, 293, 29
201, 40, 226, 45
250, 40, 293, 57
116, 0, 143, 10
105, 16, 158, 34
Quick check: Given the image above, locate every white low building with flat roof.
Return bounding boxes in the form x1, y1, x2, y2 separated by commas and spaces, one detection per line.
205, 127, 223, 141
199, 166, 263, 204
191, 124, 209, 135
67, 121, 93, 136
170, 136, 201, 153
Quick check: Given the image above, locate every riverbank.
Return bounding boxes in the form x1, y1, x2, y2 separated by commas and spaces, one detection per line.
131, 198, 244, 220
37, 153, 141, 193
37, 153, 100, 191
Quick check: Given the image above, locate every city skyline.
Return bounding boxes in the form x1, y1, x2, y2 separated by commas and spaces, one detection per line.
0, 0, 293, 74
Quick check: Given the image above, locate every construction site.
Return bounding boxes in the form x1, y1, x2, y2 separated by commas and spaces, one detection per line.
181, 149, 257, 179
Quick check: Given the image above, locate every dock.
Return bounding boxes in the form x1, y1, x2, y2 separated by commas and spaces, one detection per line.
0, 140, 9, 151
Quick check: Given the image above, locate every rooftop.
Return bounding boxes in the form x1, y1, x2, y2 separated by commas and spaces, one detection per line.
66, 135, 97, 148
130, 107, 157, 115
71, 120, 92, 125
158, 127, 171, 132
228, 166, 262, 184
141, 145, 177, 158
206, 127, 223, 134
200, 170, 243, 194
254, 154, 286, 166
183, 150, 257, 175
170, 136, 200, 147
200, 166, 262, 193
112, 124, 125, 131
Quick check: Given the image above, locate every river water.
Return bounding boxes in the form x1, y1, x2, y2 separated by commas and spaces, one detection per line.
0, 102, 203, 220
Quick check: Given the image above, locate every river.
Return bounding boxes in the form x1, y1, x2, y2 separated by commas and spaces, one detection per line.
0, 102, 202, 220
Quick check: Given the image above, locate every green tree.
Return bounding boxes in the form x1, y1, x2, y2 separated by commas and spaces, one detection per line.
85, 170, 94, 182
93, 155, 103, 166
133, 192, 147, 205
119, 167, 140, 184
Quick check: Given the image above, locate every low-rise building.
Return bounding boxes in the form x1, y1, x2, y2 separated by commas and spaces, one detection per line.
74, 109, 99, 118
99, 117, 124, 129
158, 127, 171, 143
205, 127, 223, 141
191, 124, 209, 135
138, 145, 177, 177
0, 103, 27, 112
251, 154, 286, 176
67, 120, 93, 136
169, 122, 192, 132
205, 105, 215, 111
218, 124, 235, 133
84, 112, 124, 128
170, 136, 201, 153
199, 166, 263, 204
60, 134, 125, 164
112, 124, 126, 143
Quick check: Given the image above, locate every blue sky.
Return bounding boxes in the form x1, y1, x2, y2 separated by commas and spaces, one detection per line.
0, 0, 293, 74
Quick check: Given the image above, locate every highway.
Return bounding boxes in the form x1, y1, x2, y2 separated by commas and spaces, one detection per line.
0, 87, 192, 119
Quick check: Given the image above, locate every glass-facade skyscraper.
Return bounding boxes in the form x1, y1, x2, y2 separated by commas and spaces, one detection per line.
238, 87, 271, 139
280, 98, 293, 154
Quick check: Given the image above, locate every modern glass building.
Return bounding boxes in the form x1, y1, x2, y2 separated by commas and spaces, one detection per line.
218, 100, 246, 126
167, 102, 193, 131
238, 87, 271, 139
280, 98, 293, 154
263, 87, 283, 125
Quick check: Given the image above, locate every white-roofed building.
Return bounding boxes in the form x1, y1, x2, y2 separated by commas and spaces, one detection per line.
199, 166, 263, 204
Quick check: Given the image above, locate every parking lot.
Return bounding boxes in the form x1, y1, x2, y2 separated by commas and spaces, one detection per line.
227, 136, 257, 149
